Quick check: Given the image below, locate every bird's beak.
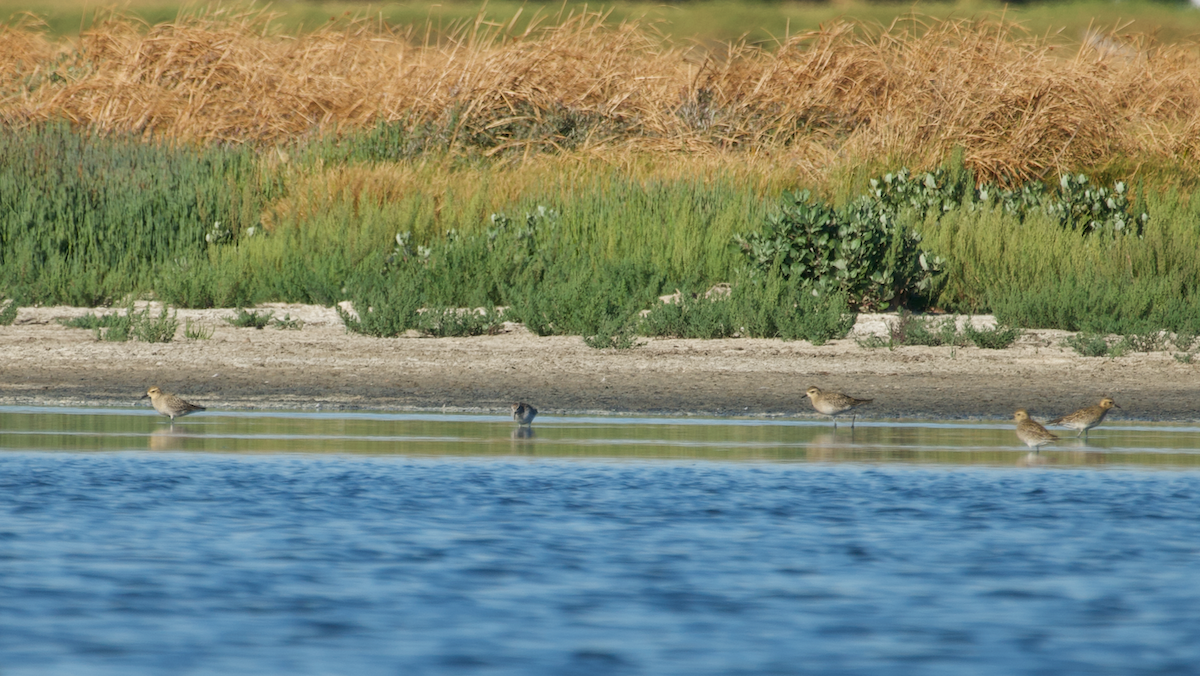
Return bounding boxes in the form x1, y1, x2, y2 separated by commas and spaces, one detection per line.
140, 394, 149, 400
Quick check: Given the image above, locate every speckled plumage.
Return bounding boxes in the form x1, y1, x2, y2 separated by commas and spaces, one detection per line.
1014, 409, 1058, 450
511, 402, 538, 426
1049, 397, 1119, 438
143, 386, 205, 420
805, 386, 872, 428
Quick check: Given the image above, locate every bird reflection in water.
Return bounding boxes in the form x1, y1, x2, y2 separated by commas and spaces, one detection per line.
149, 427, 187, 452
1016, 452, 1050, 467
806, 432, 839, 461
511, 426, 536, 441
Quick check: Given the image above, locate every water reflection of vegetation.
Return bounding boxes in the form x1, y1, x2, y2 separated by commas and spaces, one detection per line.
1, 409, 1199, 468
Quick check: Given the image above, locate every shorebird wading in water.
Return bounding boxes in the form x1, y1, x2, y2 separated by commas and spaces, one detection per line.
1014, 409, 1058, 451
142, 386, 206, 421
804, 386, 872, 429
1048, 397, 1120, 439
512, 402, 538, 426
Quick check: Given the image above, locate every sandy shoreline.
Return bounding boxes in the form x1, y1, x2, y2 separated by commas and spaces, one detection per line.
1, 304, 1197, 423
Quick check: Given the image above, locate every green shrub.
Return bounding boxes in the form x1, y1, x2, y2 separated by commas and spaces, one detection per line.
0, 298, 17, 325
1065, 333, 1113, 357
640, 288, 738, 339
270, 314, 304, 330
1174, 331, 1198, 352
184, 318, 214, 340
133, 306, 179, 343
1118, 331, 1168, 353
59, 304, 177, 342
885, 311, 969, 347
0, 122, 267, 306
59, 312, 125, 330
638, 275, 853, 345
583, 320, 641, 350
962, 322, 1021, 349
226, 309, 274, 329
338, 264, 425, 338
417, 306, 506, 337
774, 289, 854, 345
987, 275, 1200, 336
734, 189, 944, 310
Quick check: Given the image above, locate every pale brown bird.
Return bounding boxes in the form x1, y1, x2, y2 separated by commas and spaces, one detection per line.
142, 386, 206, 421
512, 402, 538, 426
1014, 409, 1058, 451
805, 386, 872, 428
1048, 397, 1120, 438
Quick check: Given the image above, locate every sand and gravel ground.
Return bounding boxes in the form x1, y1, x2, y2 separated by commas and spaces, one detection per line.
1, 303, 1197, 422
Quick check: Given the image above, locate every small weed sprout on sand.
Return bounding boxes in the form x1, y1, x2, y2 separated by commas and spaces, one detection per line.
1173, 331, 1198, 352
226, 309, 274, 329
271, 314, 304, 330
184, 319, 214, 340
854, 334, 890, 349
1172, 332, 1198, 364
0, 298, 17, 325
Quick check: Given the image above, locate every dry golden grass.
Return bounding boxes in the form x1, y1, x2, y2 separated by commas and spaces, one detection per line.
4, 7, 1200, 183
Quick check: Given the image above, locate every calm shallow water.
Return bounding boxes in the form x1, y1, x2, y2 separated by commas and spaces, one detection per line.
2, 407, 1200, 675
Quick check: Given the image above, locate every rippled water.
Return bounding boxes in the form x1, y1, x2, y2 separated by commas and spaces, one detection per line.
3, 407, 1200, 675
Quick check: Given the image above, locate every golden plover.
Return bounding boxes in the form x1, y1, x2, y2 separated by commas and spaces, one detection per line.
1014, 409, 1057, 451
512, 402, 538, 426
1048, 397, 1120, 438
805, 386, 872, 428
142, 386, 206, 421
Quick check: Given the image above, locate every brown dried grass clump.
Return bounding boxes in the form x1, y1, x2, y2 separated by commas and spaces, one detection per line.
4, 8, 1200, 184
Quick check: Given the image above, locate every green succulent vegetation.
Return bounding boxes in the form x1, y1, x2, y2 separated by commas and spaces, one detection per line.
1064, 332, 1115, 358
1061, 328, 1199, 359
734, 188, 945, 311
856, 311, 1020, 350
270, 314, 304, 330
0, 122, 267, 307
0, 297, 17, 325
415, 306, 506, 338
183, 318, 214, 340
58, 304, 178, 342
962, 323, 1023, 350
3, 121, 1199, 348
225, 308, 274, 329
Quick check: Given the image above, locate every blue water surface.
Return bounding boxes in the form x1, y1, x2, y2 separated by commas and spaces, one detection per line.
3, 449, 1200, 676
